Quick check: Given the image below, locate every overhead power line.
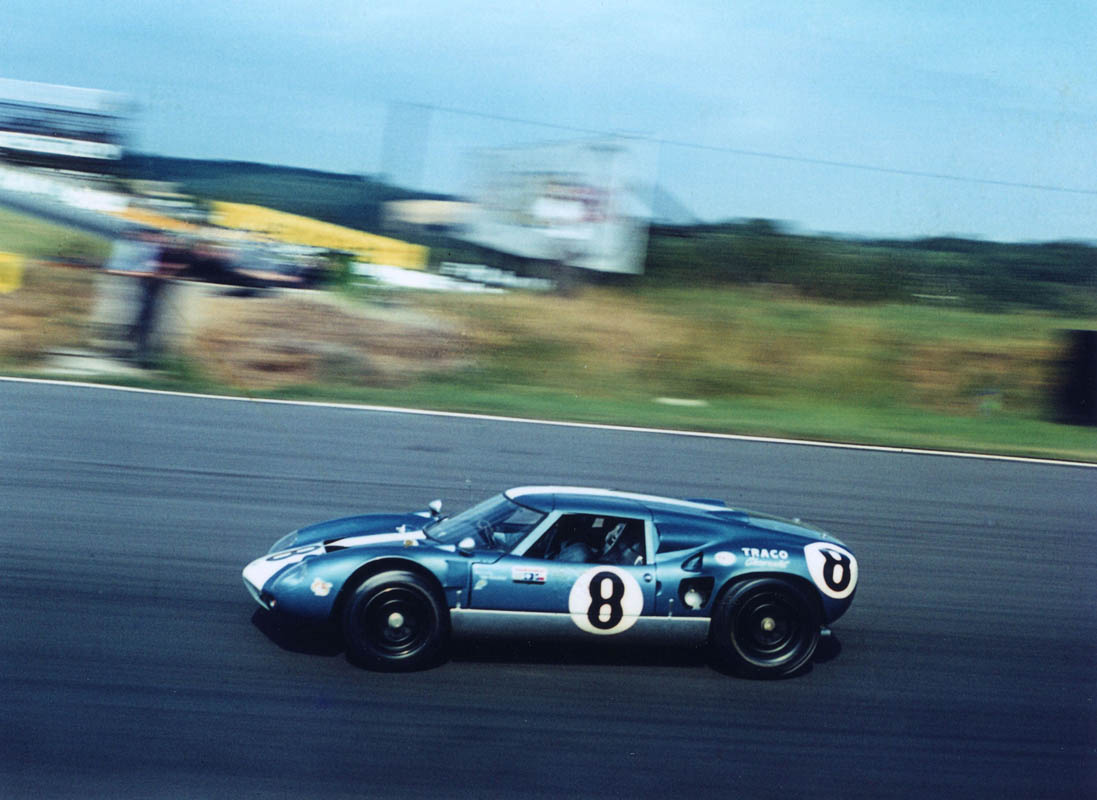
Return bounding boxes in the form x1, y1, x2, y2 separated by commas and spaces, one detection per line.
408, 101, 1097, 197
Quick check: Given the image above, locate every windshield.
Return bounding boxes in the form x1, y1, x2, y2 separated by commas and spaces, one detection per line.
426, 494, 545, 550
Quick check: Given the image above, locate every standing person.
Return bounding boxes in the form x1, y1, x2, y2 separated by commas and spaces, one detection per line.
129, 231, 189, 366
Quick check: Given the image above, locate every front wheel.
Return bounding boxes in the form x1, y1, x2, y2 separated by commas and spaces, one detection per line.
341, 570, 449, 671
709, 577, 820, 678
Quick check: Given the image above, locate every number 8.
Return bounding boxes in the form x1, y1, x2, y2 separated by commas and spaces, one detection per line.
586, 571, 625, 630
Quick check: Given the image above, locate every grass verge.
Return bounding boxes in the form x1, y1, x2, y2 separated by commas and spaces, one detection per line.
1, 205, 1094, 463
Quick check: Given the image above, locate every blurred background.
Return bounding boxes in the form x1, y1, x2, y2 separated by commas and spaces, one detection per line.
0, 2, 1094, 460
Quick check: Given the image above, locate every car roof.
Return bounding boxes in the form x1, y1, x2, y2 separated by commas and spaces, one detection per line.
504, 486, 736, 518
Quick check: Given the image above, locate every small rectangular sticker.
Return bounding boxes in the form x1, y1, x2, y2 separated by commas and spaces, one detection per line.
511, 566, 547, 584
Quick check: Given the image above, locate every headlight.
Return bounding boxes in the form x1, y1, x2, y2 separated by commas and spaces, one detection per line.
277, 562, 309, 587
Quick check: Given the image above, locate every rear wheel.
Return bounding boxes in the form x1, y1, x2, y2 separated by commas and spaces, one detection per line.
341, 570, 449, 671
709, 577, 820, 678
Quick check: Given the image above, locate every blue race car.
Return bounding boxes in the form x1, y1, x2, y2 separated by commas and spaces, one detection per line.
243, 486, 858, 677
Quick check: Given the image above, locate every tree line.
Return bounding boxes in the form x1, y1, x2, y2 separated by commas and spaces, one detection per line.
644, 219, 1097, 313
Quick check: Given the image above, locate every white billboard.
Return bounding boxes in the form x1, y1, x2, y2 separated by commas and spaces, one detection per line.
0, 77, 130, 163
462, 138, 653, 274
0, 131, 122, 160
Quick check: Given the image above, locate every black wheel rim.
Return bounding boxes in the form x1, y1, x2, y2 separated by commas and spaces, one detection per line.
731, 590, 805, 666
358, 586, 434, 659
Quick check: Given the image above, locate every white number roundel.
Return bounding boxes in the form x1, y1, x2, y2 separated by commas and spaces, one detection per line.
567, 566, 644, 635
804, 542, 858, 599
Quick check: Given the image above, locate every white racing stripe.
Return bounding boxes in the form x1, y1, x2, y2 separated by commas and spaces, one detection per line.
326, 530, 425, 549
242, 545, 321, 592
242, 530, 426, 592
507, 486, 730, 512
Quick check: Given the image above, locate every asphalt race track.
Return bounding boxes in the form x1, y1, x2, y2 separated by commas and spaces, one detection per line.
2, 379, 1095, 799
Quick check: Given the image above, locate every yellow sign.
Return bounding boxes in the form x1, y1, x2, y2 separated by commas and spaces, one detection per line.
211, 202, 428, 269
0, 252, 24, 294
109, 207, 202, 233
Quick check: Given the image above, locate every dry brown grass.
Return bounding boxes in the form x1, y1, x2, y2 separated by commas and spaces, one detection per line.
421, 288, 894, 400
418, 287, 1074, 414
423, 288, 693, 392
901, 342, 1055, 413
0, 262, 96, 363
187, 292, 471, 389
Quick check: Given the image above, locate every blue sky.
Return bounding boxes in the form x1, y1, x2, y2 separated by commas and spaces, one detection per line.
3, 1, 1094, 241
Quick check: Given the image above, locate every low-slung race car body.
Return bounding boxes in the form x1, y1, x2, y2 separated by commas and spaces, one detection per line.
243, 486, 858, 677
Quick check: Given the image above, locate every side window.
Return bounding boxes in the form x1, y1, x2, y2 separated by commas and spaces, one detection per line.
526, 514, 646, 565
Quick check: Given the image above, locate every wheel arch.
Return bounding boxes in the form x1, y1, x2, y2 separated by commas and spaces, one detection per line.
331, 557, 446, 622
712, 571, 823, 622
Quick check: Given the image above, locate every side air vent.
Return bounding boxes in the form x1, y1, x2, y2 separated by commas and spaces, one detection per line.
679, 577, 715, 610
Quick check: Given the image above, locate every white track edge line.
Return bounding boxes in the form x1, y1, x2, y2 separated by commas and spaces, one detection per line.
4, 375, 1095, 469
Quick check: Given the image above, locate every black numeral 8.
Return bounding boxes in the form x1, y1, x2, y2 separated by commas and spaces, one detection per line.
587, 571, 625, 630
820, 549, 851, 592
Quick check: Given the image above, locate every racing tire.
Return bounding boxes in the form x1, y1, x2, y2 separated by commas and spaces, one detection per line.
709, 577, 820, 678
342, 570, 450, 671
